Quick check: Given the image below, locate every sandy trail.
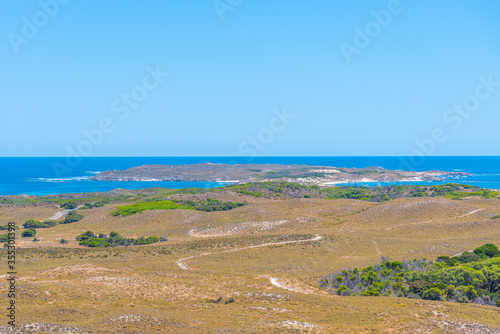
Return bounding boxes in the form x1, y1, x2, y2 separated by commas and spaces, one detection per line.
176, 234, 323, 295
176, 235, 322, 270
372, 240, 382, 255
459, 208, 484, 218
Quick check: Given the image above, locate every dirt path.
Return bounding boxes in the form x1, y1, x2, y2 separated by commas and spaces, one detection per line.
176, 234, 322, 270
459, 208, 484, 218
176, 234, 324, 295
260, 275, 330, 295
372, 240, 382, 255
46, 204, 87, 221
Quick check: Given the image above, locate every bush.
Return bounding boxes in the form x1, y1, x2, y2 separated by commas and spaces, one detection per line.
62, 211, 84, 224
76, 230, 166, 247
44, 220, 58, 227
320, 243, 500, 307
459, 252, 481, 263
474, 244, 500, 258
61, 202, 78, 209
22, 229, 36, 237
410, 280, 431, 295
0, 225, 19, 230
23, 219, 50, 229
422, 287, 445, 301
60, 239, 69, 244
492, 215, 500, 220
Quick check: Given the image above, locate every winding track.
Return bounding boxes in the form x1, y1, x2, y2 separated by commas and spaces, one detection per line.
176, 234, 322, 293
176, 234, 322, 270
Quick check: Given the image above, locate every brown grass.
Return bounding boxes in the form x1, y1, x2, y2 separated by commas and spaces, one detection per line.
1, 196, 500, 332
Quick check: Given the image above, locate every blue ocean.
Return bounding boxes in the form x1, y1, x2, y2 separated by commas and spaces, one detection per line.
1, 157, 500, 196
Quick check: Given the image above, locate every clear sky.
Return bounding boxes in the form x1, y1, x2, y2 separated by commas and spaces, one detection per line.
1, 0, 499, 157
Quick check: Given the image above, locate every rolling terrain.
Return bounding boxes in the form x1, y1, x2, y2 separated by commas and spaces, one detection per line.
1, 184, 500, 333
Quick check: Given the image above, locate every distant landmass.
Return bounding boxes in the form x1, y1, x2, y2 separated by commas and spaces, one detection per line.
90, 163, 469, 185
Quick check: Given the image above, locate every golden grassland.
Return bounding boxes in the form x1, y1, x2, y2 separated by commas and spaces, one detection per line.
1, 193, 500, 333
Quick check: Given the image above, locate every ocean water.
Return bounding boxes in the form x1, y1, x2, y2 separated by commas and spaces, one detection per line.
1, 157, 500, 196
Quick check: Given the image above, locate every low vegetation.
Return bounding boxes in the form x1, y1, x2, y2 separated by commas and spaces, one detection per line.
0, 224, 18, 230
112, 198, 246, 216
22, 228, 36, 237
0, 193, 140, 207
22, 219, 58, 229
60, 201, 78, 209
225, 182, 499, 201
76, 230, 167, 247
112, 200, 194, 216
320, 244, 500, 307
61, 211, 85, 224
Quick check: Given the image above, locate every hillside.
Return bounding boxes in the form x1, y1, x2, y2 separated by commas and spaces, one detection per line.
1, 183, 500, 333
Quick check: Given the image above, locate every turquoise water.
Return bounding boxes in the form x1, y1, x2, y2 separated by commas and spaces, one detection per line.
1, 157, 500, 195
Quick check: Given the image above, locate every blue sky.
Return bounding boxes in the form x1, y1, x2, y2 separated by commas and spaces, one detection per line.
1, 0, 499, 157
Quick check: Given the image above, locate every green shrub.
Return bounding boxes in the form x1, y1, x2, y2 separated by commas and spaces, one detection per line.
473, 244, 500, 258
459, 251, 481, 263
0, 225, 19, 230
22, 229, 36, 237
76, 230, 165, 247
112, 198, 246, 216
44, 220, 58, 227
60, 202, 78, 209
320, 243, 500, 307
23, 219, 50, 229
422, 287, 445, 301
62, 211, 84, 224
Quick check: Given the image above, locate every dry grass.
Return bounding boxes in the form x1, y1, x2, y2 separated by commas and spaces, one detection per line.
1, 196, 500, 332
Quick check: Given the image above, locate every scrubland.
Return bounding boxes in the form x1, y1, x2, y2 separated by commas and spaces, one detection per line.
1, 185, 500, 333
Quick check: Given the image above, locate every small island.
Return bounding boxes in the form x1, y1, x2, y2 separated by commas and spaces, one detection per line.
90, 163, 469, 186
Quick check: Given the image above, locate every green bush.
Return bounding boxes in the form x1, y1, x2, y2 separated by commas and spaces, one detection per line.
76, 231, 165, 247
60, 202, 78, 209
474, 244, 500, 258
459, 252, 481, 263
44, 220, 58, 227
23, 219, 51, 229
22, 229, 36, 237
422, 287, 445, 301
320, 243, 500, 307
62, 211, 84, 224
0, 225, 19, 230
112, 198, 246, 217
